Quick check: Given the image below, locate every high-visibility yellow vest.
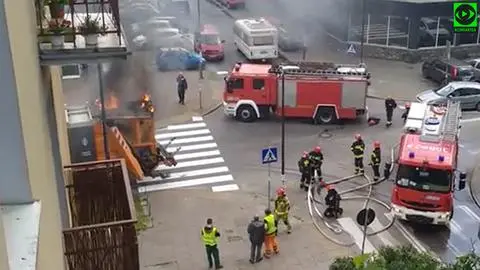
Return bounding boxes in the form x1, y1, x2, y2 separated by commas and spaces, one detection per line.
201, 227, 218, 246
264, 214, 276, 235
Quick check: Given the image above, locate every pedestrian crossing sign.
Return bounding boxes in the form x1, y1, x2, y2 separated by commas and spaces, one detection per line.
346, 44, 356, 55
262, 147, 278, 164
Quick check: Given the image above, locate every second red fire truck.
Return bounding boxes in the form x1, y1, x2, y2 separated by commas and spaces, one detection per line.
222, 62, 370, 124
391, 100, 466, 225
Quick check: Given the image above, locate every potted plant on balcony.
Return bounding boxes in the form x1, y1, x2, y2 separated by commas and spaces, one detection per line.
45, 0, 68, 19
48, 19, 71, 47
77, 15, 106, 46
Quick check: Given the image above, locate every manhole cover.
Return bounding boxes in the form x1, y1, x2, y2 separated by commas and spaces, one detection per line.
227, 235, 243, 242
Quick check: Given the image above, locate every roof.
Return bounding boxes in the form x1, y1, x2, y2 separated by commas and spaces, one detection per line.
447, 81, 480, 89
235, 18, 276, 31
201, 24, 219, 34
399, 133, 456, 169
379, 0, 453, 3
232, 64, 272, 76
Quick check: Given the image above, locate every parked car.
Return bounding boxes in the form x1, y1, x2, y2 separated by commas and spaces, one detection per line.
422, 58, 477, 84
131, 19, 173, 36
218, 0, 245, 9
465, 58, 480, 78
194, 25, 225, 61
419, 17, 451, 47
132, 28, 193, 50
155, 47, 205, 71
416, 81, 480, 111
277, 26, 304, 52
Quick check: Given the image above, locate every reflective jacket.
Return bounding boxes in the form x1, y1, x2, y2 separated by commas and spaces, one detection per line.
201, 227, 220, 246
351, 140, 365, 157
370, 148, 381, 165
308, 151, 324, 167
264, 214, 277, 235
275, 196, 290, 215
298, 157, 310, 172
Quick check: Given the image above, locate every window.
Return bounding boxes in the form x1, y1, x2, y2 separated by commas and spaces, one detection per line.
252, 36, 274, 46
62, 65, 81, 79
252, 79, 265, 90
450, 88, 472, 97
200, 34, 221, 45
395, 164, 451, 193
231, 78, 244, 89
468, 88, 480, 95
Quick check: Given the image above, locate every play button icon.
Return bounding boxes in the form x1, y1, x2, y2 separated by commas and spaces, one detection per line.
455, 4, 476, 25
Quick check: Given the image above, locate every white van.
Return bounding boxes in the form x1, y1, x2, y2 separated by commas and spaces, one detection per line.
233, 18, 278, 60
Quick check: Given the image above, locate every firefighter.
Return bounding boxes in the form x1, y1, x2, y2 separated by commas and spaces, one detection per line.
385, 96, 397, 127
201, 218, 223, 269
274, 187, 292, 234
351, 134, 365, 174
298, 151, 312, 191
324, 185, 343, 218
369, 141, 381, 181
401, 102, 411, 123
308, 146, 324, 180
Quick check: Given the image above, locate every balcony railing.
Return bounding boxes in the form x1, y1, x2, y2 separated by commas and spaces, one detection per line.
63, 159, 139, 270
35, 0, 129, 64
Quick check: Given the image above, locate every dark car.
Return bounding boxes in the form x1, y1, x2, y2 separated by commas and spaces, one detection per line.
421, 58, 476, 84
278, 26, 304, 52
419, 18, 452, 47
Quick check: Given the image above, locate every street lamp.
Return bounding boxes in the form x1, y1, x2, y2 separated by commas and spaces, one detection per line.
279, 65, 300, 185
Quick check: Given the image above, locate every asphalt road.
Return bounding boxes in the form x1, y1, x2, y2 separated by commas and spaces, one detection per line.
204, 95, 480, 261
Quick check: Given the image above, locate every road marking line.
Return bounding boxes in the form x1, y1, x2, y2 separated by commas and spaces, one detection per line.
458, 205, 480, 222
157, 157, 225, 170
174, 150, 221, 160
369, 218, 397, 247
166, 122, 207, 130
138, 174, 234, 192
192, 116, 204, 122
337, 217, 376, 253
158, 135, 214, 145
447, 241, 461, 257
449, 220, 468, 241
212, 184, 239, 192
145, 167, 230, 181
460, 117, 480, 123
155, 129, 211, 139
385, 212, 427, 253
167, 142, 218, 152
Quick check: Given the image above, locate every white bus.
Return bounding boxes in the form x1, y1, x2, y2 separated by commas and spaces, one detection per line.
233, 18, 278, 61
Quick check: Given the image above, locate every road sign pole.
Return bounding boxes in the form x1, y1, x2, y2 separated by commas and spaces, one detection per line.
268, 162, 271, 210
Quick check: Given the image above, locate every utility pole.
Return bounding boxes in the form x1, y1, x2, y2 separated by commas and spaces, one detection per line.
97, 63, 110, 160
281, 70, 286, 184
197, 0, 201, 31
360, 0, 367, 63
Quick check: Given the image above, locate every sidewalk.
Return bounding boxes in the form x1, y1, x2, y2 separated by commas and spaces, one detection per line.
468, 156, 480, 208
151, 71, 224, 128
138, 186, 353, 270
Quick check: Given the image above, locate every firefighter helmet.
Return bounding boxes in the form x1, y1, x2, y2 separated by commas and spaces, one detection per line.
373, 141, 380, 148
314, 146, 321, 153
355, 134, 362, 140
405, 102, 411, 108
302, 151, 308, 158
276, 187, 286, 196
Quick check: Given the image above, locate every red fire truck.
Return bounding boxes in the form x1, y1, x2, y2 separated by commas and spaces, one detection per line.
222, 62, 370, 124
391, 100, 466, 225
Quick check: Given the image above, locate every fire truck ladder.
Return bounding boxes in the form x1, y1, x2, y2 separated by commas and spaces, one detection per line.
269, 61, 370, 78
441, 100, 462, 142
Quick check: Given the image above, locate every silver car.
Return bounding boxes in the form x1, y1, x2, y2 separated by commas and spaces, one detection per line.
416, 81, 480, 111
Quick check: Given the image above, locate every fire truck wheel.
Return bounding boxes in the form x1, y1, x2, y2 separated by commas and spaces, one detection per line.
236, 105, 256, 122
314, 107, 337, 124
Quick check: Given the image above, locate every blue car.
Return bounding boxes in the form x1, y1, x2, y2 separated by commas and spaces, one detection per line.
155, 47, 205, 71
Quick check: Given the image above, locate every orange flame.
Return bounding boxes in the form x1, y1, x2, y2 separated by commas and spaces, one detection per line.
96, 94, 119, 110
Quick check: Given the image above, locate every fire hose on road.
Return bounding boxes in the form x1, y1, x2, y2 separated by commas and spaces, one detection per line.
306, 145, 397, 247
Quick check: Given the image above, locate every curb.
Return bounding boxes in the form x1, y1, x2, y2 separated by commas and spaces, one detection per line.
468, 158, 480, 210
201, 101, 223, 117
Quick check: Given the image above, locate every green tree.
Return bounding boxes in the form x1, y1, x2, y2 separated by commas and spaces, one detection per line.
330, 246, 480, 270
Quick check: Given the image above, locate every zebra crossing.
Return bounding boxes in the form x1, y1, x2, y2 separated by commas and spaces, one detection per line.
138, 116, 238, 193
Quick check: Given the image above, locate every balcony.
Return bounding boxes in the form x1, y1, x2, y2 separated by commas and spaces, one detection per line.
35, 0, 130, 65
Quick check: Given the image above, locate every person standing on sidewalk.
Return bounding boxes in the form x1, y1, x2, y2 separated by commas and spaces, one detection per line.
274, 187, 292, 234
176, 72, 188, 105
201, 218, 223, 269
369, 141, 382, 181
263, 209, 279, 258
247, 215, 265, 264
385, 96, 397, 127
